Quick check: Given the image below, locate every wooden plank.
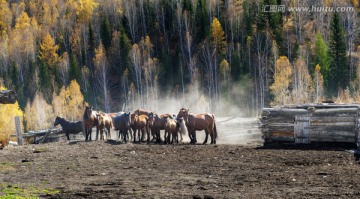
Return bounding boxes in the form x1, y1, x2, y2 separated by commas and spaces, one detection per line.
310, 125, 354, 131
21, 128, 63, 138
313, 108, 358, 115
295, 115, 310, 144
15, 116, 22, 145
270, 132, 294, 137
310, 136, 356, 143
269, 136, 295, 142
310, 130, 356, 137
310, 116, 355, 123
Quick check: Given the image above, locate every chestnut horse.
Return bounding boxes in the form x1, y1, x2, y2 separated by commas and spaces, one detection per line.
113, 112, 132, 143
97, 112, 113, 140
177, 108, 217, 144
148, 112, 168, 143
132, 113, 149, 142
164, 116, 178, 144
82, 106, 99, 141
131, 109, 156, 141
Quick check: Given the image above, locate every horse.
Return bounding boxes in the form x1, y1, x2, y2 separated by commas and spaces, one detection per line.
131, 109, 153, 141
96, 112, 113, 140
177, 108, 217, 144
82, 106, 99, 141
54, 116, 83, 140
113, 112, 132, 143
148, 112, 167, 143
164, 116, 179, 144
132, 113, 149, 142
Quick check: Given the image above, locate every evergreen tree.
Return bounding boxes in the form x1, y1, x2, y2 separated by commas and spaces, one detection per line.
100, 15, 112, 53
182, 0, 193, 13
69, 53, 81, 84
243, 0, 253, 37
328, 12, 349, 95
120, 23, 131, 72
195, 0, 209, 43
314, 32, 330, 93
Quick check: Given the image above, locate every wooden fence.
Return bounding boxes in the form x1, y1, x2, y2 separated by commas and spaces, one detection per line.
259, 103, 360, 146
11, 116, 63, 145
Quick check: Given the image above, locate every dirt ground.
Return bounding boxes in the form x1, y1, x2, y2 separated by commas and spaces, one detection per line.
1, 118, 360, 198
1, 138, 360, 198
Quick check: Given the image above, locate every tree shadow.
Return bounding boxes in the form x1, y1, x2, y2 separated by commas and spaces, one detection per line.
256, 142, 357, 151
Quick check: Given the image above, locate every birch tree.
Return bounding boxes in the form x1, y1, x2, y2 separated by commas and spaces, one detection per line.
93, 43, 110, 112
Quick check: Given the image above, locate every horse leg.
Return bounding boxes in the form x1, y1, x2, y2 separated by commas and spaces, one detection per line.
203, 130, 208, 144
108, 126, 111, 140
140, 129, 144, 143
66, 132, 70, 141
85, 128, 88, 141
193, 131, 197, 143
156, 129, 160, 142
164, 131, 167, 144
210, 129, 214, 144
147, 128, 150, 143
180, 132, 183, 142
125, 128, 134, 140
188, 130, 193, 143
95, 127, 99, 141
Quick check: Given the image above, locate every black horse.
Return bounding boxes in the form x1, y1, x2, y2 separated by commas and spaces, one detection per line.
113, 112, 132, 143
54, 116, 83, 140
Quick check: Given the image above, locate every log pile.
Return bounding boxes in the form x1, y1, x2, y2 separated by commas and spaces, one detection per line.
0, 90, 17, 104
259, 104, 360, 145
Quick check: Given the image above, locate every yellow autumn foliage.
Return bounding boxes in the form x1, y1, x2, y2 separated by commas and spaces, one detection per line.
270, 56, 292, 106
24, 92, 53, 131
39, 32, 60, 67
53, 80, 84, 121
0, 87, 23, 146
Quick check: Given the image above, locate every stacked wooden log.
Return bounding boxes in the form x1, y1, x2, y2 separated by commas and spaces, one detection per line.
259, 104, 360, 145
0, 90, 17, 104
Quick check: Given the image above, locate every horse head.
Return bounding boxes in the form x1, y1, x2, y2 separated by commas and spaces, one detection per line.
85, 106, 93, 119
54, 116, 60, 126
177, 108, 189, 122
148, 112, 155, 127
125, 112, 131, 127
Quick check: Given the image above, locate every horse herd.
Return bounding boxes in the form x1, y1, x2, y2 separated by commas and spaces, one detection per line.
54, 107, 218, 144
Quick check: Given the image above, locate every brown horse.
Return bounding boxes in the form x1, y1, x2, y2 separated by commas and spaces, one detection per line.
82, 106, 99, 141
148, 112, 168, 143
177, 108, 217, 144
97, 112, 113, 140
131, 109, 156, 141
132, 113, 150, 142
164, 116, 179, 144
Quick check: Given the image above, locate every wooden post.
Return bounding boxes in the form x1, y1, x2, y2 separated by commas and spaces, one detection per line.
15, 116, 23, 145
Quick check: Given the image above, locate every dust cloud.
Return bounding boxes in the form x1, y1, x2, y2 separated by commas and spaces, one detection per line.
119, 80, 262, 145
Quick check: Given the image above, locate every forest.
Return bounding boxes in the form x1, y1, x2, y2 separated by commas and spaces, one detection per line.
0, 0, 359, 135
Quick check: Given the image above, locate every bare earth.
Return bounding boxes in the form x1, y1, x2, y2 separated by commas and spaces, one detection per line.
1, 118, 360, 198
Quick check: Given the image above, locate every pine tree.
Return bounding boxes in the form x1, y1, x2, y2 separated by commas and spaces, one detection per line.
195, 0, 209, 43
328, 12, 349, 95
100, 15, 112, 53
69, 53, 81, 84
314, 32, 330, 93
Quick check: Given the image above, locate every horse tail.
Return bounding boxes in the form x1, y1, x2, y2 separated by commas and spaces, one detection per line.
179, 119, 187, 135
212, 115, 217, 140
